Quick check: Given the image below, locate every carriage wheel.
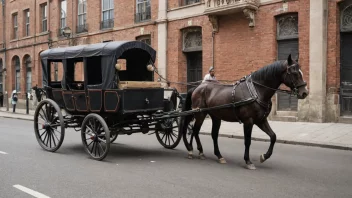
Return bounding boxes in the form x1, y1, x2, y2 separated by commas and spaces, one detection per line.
156, 117, 182, 149
34, 99, 65, 152
101, 131, 118, 143
81, 114, 110, 161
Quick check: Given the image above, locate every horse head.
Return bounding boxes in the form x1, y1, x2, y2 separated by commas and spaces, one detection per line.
282, 54, 309, 99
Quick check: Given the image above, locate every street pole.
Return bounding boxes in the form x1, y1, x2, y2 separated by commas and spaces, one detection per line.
26, 92, 29, 114
2, 0, 7, 112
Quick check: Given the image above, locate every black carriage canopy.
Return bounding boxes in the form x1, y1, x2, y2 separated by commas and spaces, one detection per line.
40, 41, 157, 89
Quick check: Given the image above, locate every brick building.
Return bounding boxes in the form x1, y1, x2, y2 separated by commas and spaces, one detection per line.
0, 0, 350, 123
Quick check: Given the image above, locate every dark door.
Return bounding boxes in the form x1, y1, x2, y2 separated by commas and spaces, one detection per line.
186, 51, 202, 90
340, 33, 352, 116
277, 39, 299, 111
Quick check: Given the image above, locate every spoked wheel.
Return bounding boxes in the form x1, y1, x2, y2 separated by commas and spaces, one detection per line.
101, 131, 118, 143
156, 117, 182, 149
81, 114, 110, 161
34, 99, 65, 152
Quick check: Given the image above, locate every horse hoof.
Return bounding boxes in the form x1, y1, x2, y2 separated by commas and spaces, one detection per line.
218, 158, 227, 164
260, 154, 266, 163
246, 164, 256, 170
199, 153, 206, 160
188, 154, 193, 159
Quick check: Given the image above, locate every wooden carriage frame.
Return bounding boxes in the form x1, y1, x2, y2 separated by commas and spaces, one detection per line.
34, 41, 184, 161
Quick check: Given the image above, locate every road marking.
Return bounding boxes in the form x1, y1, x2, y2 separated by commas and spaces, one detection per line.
13, 185, 51, 198
150, 161, 156, 163
0, 151, 8, 154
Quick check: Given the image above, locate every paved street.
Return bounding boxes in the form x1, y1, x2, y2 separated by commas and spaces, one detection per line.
0, 118, 352, 198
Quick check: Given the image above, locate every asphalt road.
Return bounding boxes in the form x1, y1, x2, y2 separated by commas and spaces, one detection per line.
0, 118, 351, 198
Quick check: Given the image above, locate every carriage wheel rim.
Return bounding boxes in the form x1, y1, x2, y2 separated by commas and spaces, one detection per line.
81, 114, 110, 160
156, 117, 181, 149
34, 99, 64, 152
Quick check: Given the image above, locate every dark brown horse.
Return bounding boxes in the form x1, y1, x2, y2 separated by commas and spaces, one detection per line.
180, 54, 308, 170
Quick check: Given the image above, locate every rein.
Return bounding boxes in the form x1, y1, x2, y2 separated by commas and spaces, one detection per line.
151, 62, 306, 96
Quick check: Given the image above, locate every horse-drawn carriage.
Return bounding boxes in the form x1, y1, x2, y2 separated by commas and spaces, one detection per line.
34, 41, 186, 160
34, 40, 308, 169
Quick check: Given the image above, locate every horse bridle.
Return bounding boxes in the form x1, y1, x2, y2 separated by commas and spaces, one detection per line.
283, 64, 307, 95
252, 64, 307, 96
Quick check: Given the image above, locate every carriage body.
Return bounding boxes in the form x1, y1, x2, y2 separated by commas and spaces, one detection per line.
34, 41, 181, 160
40, 41, 176, 116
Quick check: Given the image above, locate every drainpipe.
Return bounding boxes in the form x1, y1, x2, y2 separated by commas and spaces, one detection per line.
212, 31, 215, 68
2, 0, 8, 111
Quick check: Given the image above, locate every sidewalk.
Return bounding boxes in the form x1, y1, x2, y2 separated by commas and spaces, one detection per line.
0, 107, 351, 150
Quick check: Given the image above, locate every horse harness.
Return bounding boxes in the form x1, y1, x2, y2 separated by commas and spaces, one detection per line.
231, 64, 307, 123
231, 75, 272, 123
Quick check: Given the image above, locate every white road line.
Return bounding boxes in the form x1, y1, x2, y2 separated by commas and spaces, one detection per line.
13, 185, 51, 198
0, 151, 8, 154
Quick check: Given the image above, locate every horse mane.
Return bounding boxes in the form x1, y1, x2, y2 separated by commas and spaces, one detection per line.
251, 61, 286, 81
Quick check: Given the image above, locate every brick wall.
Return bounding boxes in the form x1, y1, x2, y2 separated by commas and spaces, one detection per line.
167, 1, 310, 93
0, 0, 158, 99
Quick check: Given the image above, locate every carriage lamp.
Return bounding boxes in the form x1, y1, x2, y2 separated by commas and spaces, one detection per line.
115, 63, 121, 71
62, 27, 72, 38
147, 64, 154, 72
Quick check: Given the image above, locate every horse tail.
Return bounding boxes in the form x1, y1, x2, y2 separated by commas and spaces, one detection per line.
180, 87, 196, 151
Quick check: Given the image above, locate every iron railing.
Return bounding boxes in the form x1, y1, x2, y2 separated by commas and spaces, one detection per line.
76, 23, 88, 34
100, 19, 114, 30
135, 11, 151, 23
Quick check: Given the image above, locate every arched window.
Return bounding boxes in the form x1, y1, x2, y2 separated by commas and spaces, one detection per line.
341, 3, 352, 32
24, 55, 32, 93
276, 14, 299, 111
182, 27, 202, 52
12, 56, 20, 92
136, 35, 151, 46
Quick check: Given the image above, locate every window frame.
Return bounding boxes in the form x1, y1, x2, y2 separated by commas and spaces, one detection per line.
41, 3, 48, 32
77, 0, 87, 33
60, 0, 67, 30
25, 56, 32, 93
135, 0, 151, 23
101, 0, 114, 29
24, 10, 30, 37
14, 57, 21, 92
12, 13, 18, 39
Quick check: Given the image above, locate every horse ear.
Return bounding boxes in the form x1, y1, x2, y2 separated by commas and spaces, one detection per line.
287, 54, 293, 65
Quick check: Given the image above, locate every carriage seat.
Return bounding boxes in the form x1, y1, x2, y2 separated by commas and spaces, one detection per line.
118, 81, 162, 89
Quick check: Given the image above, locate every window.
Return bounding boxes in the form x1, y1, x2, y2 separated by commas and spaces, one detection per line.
180, 0, 200, 6
60, 0, 67, 35
77, 0, 87, 33
41, 3, 47, 32
135, 0, 151, 23
136, 35, 151, 46
24, 10, 30, 36
101, 0, 114, 29
74, 62, 84, 81
86, 56, 102, 85
50, 62, 64, 82
13, 56, 20, 92
24, 56, 32, 93
13, 13, 18, 39
276, 14, 299, 111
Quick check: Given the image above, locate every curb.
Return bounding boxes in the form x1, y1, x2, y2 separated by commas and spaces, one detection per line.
1, 114, 351, 151
0, 115, 34, 121
199, 132, 352, 151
